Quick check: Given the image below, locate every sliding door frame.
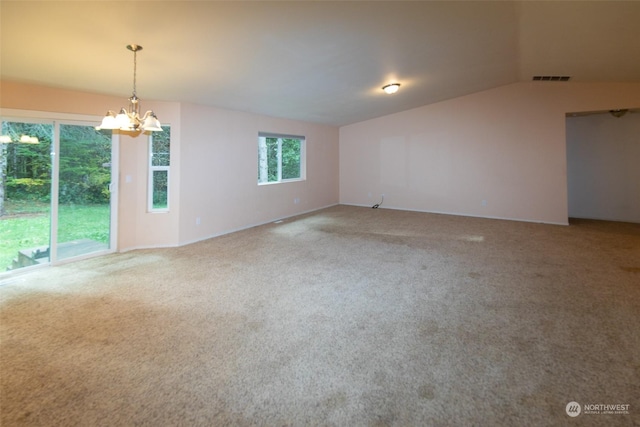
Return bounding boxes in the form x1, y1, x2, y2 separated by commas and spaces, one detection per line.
1, 108, 119, 274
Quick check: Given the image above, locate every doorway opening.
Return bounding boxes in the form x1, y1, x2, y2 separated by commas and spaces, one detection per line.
565, 108, 640, 224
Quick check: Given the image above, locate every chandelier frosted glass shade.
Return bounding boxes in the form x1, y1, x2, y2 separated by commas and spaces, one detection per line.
97, 44, 162, 132
99, 105, 162, 132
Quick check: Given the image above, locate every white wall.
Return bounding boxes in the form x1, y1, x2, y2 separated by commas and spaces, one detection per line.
339, 82, 640, 225
566, 112, 640, 223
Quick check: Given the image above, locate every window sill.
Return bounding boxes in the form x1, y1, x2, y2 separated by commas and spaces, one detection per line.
258, 178, 305, 186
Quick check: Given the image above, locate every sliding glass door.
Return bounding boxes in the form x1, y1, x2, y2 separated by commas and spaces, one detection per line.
0, 120, 53, 271
56, 123, 112, 261
0, 118, 115, 274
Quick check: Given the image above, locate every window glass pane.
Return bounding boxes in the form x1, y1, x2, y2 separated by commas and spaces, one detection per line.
152, 170, 168, 209
258, 137, 267, 184
57, 124, 111, 261
149, 126, 170, 212
0, 121, 52, 271
282, 138, 301, 180
258, 133, 305, 184
151, 127, 170, 167
258, 134, 304, 184
267, 137, 279, 182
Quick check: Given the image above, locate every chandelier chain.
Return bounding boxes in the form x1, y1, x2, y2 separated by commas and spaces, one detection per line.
132, 49, 137, 97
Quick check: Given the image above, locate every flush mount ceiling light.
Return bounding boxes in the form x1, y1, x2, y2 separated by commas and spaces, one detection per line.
98, 44, 162, 132
382, 83, 401, 94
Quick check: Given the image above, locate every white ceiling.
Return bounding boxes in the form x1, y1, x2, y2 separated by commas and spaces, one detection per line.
2, 1, 639, 126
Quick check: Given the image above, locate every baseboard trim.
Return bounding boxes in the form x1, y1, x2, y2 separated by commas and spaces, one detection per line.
339, 202, 570, 226
178, 203, 340, 247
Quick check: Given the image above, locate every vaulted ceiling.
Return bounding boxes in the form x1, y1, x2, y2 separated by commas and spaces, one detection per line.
2, 1, 639, 126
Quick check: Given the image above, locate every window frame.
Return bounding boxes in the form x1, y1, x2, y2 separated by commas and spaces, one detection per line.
257, 132, 306, 185
148, 126, 170, 212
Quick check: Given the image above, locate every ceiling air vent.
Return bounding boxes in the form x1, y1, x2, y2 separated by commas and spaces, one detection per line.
532, 76, 571, 81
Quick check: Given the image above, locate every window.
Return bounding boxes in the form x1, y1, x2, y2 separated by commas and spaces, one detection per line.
258, 133, 305, 184
148, 126, 170, 211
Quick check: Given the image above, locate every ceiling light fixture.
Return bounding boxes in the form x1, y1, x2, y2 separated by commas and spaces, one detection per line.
98, 44, 162, 132
0, 134, 39, 144
382, 83, 401, 94
19, 135, 39, 144
609, 109, 628, 118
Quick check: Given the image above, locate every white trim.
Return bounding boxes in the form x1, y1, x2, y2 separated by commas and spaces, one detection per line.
257, 134, 306, 185
110, 134, 120, 251
51, 248, 113, 266
1, 108, 102, 123
148, 130, 170, 212
147, 134, 153, 211
258, 131, 305, 140
257, 177, 305, 186
50, 121, 60, 262
150, 203, 340, 249
277, 139, 282, 181
0, 249, 114, 285
567, 215, 639, 224
300, 136, 307, 180
339, 203, 570, 226
0, 262, 50, 285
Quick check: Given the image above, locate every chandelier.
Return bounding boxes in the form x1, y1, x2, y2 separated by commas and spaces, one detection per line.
98, 44, 162, 132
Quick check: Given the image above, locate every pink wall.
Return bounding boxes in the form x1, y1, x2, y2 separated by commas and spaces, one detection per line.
1, 81, 183, 251
1, 80, 126, 116
178, 102, 339, 245
3, 78, 636, 253
1, 81, 339, 251
339, 82, 640, 224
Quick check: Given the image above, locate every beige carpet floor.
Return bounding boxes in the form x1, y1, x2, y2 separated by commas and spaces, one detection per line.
1, 205, 639, 426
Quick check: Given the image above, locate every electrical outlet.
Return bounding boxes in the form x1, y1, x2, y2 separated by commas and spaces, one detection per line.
294, 197, 300, 204
196, 217, 201, 225
481, 200, 487, 207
